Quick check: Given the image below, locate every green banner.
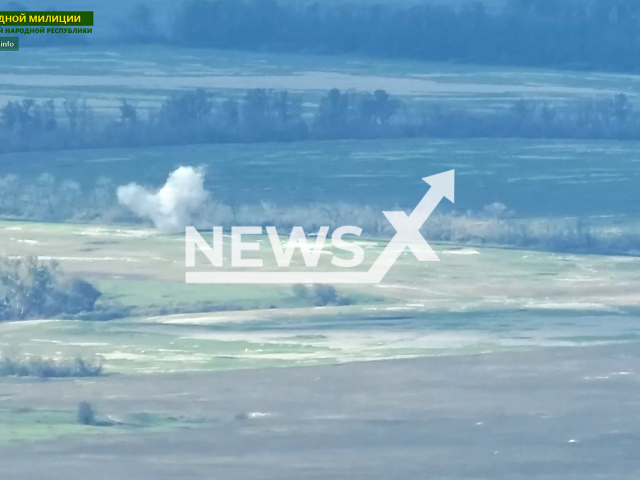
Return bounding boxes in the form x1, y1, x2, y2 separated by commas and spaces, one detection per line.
0, 36, 18, 51
0, 12, 93, 26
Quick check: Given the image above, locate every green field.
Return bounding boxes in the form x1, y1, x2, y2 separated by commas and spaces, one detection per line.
0, 138, 638, 221
0, 406, 204, 444
0, 408, 116, 444
4, 45, 639, 114
4, 46, 640, 223
1, 46, 639, 380
2, 40, 640, 454
0, 220, 639, 375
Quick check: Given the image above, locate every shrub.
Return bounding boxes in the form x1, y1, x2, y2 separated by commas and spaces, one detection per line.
0, 256, 101, 321
312, 284, 338, 306
292, 284, 343, 306
77, 401, 96, 426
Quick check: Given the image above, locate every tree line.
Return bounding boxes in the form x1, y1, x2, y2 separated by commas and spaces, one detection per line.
1, 89, 639, 153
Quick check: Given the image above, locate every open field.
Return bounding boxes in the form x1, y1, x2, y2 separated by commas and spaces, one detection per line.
3, 4, 640, 474
0, 407, 118, 444
5, 45, 640, 113
3, 38, 640, 467
0, 220, 639, 374
2, 344, 640, 479
1, 138, 640, 221
0, 406, 194, 445
4, 308, 640, 375
2, 220, 639, 312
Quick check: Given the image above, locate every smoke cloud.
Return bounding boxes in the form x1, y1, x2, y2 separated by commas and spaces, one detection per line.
117, 166, 209, 232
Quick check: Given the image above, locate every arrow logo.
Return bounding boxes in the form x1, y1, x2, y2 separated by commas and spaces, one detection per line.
186, 170, 455, 284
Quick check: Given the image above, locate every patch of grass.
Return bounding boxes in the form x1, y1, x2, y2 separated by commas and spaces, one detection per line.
0, 408, 115, 444
95, 279, 385, 314
97, 280, 294, 309
0, 406, 202, 445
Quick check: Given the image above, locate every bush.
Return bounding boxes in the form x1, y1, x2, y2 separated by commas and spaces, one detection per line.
77, 401, 96, 426
0, 256, 101, 321
292, 284, 345, 306
312, 284, 338, 306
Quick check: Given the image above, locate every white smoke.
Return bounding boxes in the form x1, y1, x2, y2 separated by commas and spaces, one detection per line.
117, 166, 209, 232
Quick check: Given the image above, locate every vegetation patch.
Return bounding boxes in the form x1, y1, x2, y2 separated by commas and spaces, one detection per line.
0, 356, 103, 378
0, 405, 195, 445
0, 256, 101, 321
292, 284, 353, 307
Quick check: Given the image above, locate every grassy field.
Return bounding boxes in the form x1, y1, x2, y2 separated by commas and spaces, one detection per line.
2, 345, 640, 479
0, 138, 638, 221
2, 39, 640, 455
1, 220, 639, 310
4, 45, 639, 113
0, 408, 115, 444
4, 307, 639, 375
5, 46, 640, 226
0, 406, 204, 444
0, 220, 638, 374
